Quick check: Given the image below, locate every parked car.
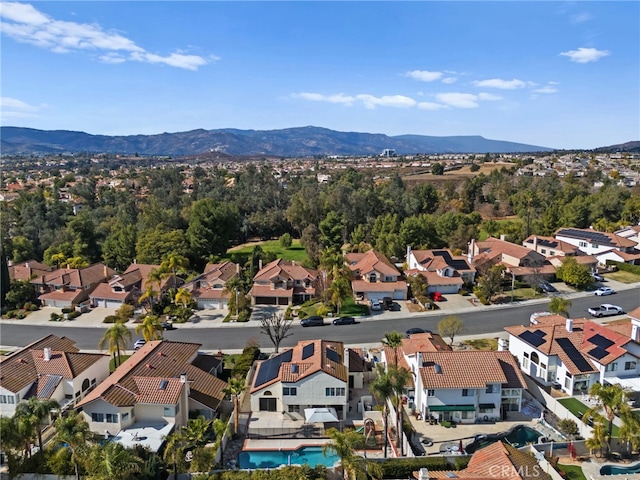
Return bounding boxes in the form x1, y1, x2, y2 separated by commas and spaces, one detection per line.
382, 297, 393, 310
536, 282, 557, 293
161, 321, 175, 330
405, 327, 430, 337
333, 316, 356, 326
429, 291, 443, 302
370, 299, 382, 311
587, 304, 624, 317
590, 272, 604, 282
300, 316, 324, 327
133, 339, 146, 350
595, 286, 615, 296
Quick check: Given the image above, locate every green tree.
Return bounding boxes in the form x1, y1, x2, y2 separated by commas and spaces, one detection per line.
382, 331, 403, 366
174, 288, 193, 309
53, 411, 92, 480
1, 242, 10, 310
323, 427, 382, 480
23, 397, 60, 453
431, 162, 445, 175
328, 276, 352, 314
319, 211, 346, 250
135, 314, 163, 342
556, 256, 592, 289
162, 430, 188, 478
279, 232, 292, 248
102, 223, 137, 271
406, 273, 428, 299
438, 315, 465, 345
136, 225, 189, 265
549, 297, 572, 317
98, 322, 132, 368
85, 442, 143, 480
583, 383, 632, 457
476, 264, 506, 303
369, 363, 394, 458
223, 376, 247, 436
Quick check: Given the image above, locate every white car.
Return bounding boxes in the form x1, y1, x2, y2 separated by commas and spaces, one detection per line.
587, 304, 624, 317
594, 287, 615, 296
133, 339, 147, 350
370, 299, 382, 311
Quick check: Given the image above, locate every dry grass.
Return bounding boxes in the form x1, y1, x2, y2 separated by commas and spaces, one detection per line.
604, 270, 640, 284
464, 338, 498, 351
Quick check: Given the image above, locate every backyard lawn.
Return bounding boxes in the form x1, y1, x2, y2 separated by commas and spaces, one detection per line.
557, 463, 587, 480
558, 397, 619, 436
226, 239, 308, 263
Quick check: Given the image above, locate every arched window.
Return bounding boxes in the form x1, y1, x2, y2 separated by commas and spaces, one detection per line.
531, 352, 539, 365
82, 378, 90, 392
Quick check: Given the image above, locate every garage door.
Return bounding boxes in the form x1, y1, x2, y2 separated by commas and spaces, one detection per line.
255, 297, 277, 305
199, 300, 219, 310
105, 300, 122, 309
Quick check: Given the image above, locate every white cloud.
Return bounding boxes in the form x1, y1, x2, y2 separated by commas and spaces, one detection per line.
478, 93, 502, 101
435, 92, 480, 108
473, 78, 527, 89
442, 77, 457, 84
560, 47, 610, 63
570, 12, 593, 24
0, 96, 44, 120
405, 70, 443, 82
417, 102, 447, 110
292, 93, 355, 105
355, 94, 416, 109
533, 86, 558, 94
0, 1, 211, 70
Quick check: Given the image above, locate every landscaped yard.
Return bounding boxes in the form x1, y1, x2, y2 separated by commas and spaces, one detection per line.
558, 397, 619, 436
604, 270, 640, 284
226, 239, 308, 263
464, 338, 498, 351
557, 463, 587, 480
297, 297, 369, 318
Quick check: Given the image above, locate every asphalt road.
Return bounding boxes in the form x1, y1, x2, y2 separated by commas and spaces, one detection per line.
1, 289, 637, 352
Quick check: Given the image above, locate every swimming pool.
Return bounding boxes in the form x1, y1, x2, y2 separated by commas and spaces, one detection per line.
465, 425, 544, 454
600, 461, 640, 476
238, 445, 339, 469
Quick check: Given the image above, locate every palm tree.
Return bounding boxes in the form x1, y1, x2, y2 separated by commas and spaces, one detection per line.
323, 427, 382, 480
135, 314, 163, 341
212, 417, 230, 468
182, 416, 212, 447
389, 364, 412, 456
162, 430, 187, 479
53, 411, 92, 480
329, 277, 352, 314
585, 416, 606, 457
382, 331, 403, 367
161, 254, 189, 287
25, 397, 60, 453
98, 321, 132, 367
174, 287, 193, 309
138, 284, 159, 314
369, 363, 394, 458
549, 296, 572, 317
11, 404, 38, 458
618, 410, 640, 456
583, 382, 632, 457
86, 441, 143, 480
223, 376, 247, 435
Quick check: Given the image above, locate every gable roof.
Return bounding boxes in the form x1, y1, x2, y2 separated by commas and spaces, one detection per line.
418, 351, 526, 390
253, 259, 317, 283
31, 263, 114, 288
472, 237, 545, 267
76, 341, 227, 410
522, 235, 579, 255
411, 249, 475, 274
0, 335, 106, 394
251, 339, 348, 393
9, 259, 53, 281
555, 228, 636, 249
346, 249, 400, 277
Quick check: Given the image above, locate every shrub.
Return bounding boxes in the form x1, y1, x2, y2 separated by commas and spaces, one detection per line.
237, 309, 251, 322
61, 307, 74, 314
316, 304, 331, 316
50, 312, 63, 322
103, 315, 119, 323
279, 232, 292, 248
381, 457, 453, 478
24, 302, 38, 311
67, 310, 81, 320
230, 344, 261, 379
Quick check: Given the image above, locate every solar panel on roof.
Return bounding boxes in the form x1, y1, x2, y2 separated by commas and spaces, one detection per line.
326, 348, 340, 363
433, 250, 469, 270
558, 229, 613, 246
254, 350, 293, 387
588, 347, 609, 360
556, 337, 594, 373
302, 343, 315, 360
519, 330, 546, 347
589, 334, 614, 349
38, 375, 62, 399
533, 329, 547, 337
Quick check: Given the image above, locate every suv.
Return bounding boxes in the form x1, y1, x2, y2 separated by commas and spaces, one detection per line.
370, 299, 382, 311
382, 297, 393, 310
300, 316, 324, 327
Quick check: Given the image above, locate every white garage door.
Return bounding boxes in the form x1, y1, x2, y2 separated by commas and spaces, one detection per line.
104, 300, 123, 309
198, 300, 219, 310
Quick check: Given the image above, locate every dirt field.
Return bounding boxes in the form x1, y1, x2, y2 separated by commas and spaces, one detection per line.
403, 162, 513, 185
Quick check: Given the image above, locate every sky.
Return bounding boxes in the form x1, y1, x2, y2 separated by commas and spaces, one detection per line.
1, 1, 638, 150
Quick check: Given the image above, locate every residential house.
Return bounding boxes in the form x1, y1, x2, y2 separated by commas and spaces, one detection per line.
0, 335, 109, 417
346, 249, 407, 301
250, 339, 350, 420
182, 261, 240, 310
554, 228, 640, 265
522, 235, 598, 271
76, 340, 228, 451
469, 237, 554, 281
418, 440, 551, 480
8, 259, 54, 282
31, 263, 116, 308
505, 313, 640, 395
382, 333, 525, 424
249, 259, 317, 306
405, 246, 476, 295
90, 263, 181, 309
615, 225, 640, 249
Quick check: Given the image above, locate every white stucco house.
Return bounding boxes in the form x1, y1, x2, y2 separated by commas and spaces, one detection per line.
554, 227, 640, 266
405, 246, 476, 294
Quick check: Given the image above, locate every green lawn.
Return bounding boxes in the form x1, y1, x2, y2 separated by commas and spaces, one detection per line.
558, 397, 619, 436
297, 297, 369, 318
604, 270, 640, 284
109, 355, 131, 372
557, 463, 587, 480
227, 239, 309, 263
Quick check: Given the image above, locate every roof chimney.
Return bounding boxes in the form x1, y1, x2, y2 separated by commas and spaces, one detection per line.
533, 236, 539, 252
259, 259, 263, 270
566, 318, 573, 333
180, 373, 187, 383
43, 347, 52, 361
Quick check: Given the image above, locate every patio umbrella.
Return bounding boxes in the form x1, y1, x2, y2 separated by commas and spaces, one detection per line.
304, 408, 339, 423
459, 439, 464, 454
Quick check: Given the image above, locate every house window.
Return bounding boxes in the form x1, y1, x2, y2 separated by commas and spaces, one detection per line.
122, 412, 129, 421
486, 385, 494, 394
541, 249, 546, 254
462, 389, 472, 397
106, 413, 118, 423
368, 273, 377, 283
427, 389, 435, 397
550, 251, 555, 255
91, 413, 105, 422
579, 241, 587, 248
283, 387, 297, 396
606, 363, 618, 372
479, 406, 493, 413
592, 244, 599, 249
163, 406, 176, 417
288, 405, 300, 413
625, 361, 637, 370
564, 377, 571, 389
325, 387, 345, 397
7, 396, 14, 404
295, 280, 301, 285
522, 352, 529, 369
0, 395, 6, 404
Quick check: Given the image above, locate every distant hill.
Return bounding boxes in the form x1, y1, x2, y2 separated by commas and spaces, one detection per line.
1, 126, 555, 156
594, 141, 640, 153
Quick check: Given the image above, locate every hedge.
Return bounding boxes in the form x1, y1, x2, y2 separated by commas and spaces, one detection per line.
381, 457, 460, 478
606, 260, 640, 275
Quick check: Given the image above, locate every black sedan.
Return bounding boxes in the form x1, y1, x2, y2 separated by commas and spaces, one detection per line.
333, 316, 357, 326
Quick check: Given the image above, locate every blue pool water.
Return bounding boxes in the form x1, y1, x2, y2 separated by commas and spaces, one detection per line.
465, 425, 544, 454
600, 462, 640, 476
238, 446, 339, 469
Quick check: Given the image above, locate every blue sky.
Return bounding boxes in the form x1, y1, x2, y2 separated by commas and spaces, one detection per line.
1, 1, 638, 150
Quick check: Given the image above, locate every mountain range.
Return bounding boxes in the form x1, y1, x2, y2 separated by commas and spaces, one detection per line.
0, 126, 558, 157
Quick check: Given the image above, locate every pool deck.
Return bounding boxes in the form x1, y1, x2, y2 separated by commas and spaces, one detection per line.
243, 438, 388, 459
582, 459, 640, 480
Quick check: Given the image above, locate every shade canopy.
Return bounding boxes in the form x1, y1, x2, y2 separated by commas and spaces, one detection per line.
304, 407, 339, 423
